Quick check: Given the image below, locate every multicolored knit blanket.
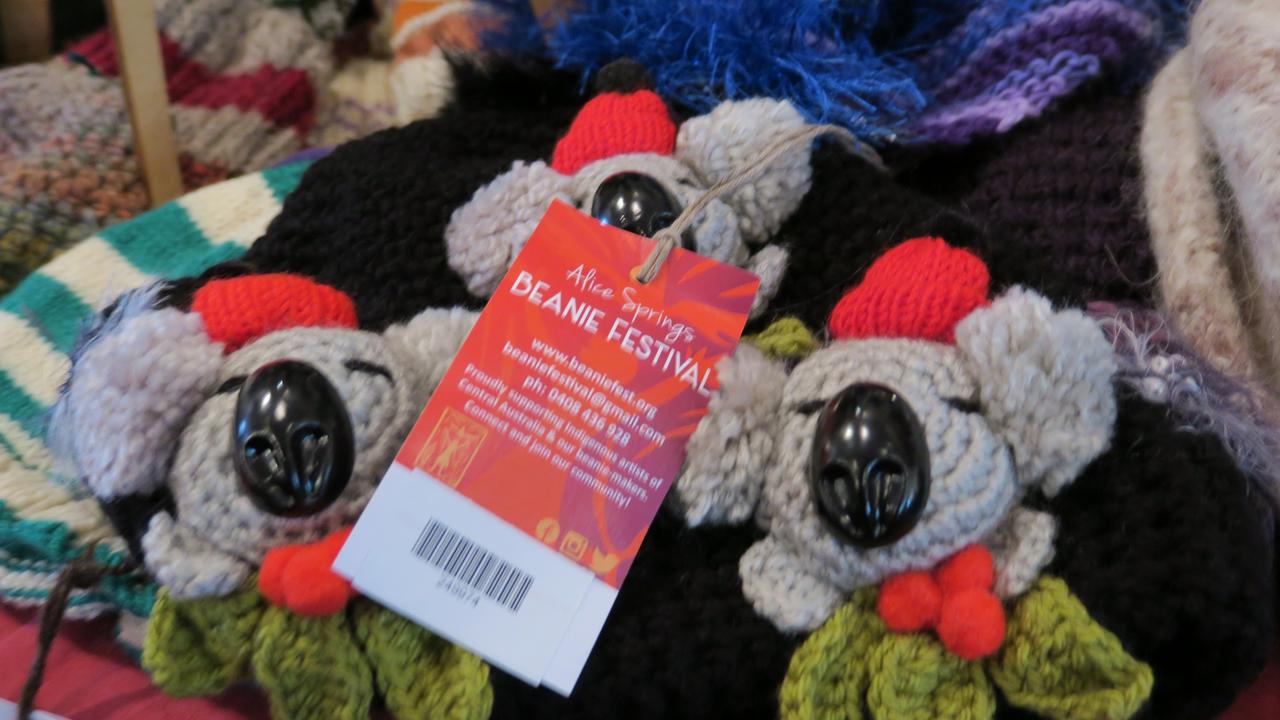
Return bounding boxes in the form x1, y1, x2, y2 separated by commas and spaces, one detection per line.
0, 161, 310, 620
483, 0, 1187, 145
0, 0, 331, 296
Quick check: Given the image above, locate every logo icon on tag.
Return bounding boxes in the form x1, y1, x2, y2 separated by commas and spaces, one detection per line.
535, 517, 561, 545
559, 531, 588, 561
588, 549, 620, 575
414, 408, 487, 486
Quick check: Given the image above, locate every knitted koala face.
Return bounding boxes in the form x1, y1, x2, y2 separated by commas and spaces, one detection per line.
675, 240, 1117, 633
445, 85, 810, 316
51, 275, 476, 600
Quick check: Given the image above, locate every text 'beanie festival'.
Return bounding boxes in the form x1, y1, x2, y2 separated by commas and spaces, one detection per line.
678, 238, 1150, 718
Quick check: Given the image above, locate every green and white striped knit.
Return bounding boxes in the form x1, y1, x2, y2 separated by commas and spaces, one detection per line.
0, 161, 310, 620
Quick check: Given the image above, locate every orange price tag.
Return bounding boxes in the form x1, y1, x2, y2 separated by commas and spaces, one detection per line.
336, 201, 758, 693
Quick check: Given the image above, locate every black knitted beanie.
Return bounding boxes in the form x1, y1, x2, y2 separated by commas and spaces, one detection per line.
60, 60, 1275, 720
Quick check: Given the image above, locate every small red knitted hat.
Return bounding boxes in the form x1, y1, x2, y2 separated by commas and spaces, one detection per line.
828, 238, 990, 344
192, 274, 359, 353
550, 90, 677, 175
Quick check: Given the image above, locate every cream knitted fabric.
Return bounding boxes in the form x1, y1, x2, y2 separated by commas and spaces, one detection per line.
1141, 0, 1280, 390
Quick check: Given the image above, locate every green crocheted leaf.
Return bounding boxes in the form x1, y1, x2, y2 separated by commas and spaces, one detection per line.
866, 631, 995, 720
745, 316, 819, 360
988, 576, 1153, 720
252, 605, 374, 720
351, 598, 493, 720
142, 585, 263, 696
779, 588, 885, 720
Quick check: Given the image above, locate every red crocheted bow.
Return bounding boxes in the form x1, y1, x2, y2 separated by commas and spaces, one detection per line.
259, 527, 357, 617
875, 545, 1006, 661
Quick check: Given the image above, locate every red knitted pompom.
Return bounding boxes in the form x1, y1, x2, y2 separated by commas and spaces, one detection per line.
936, 588, 1006, 660
551, 91, 677, 175
877, 571, 942, 632
281, 550, 355, 617
192, 274, 358, 353
828, 238, 990, 343
934, 545, 995, 595
257, 527, 355, 617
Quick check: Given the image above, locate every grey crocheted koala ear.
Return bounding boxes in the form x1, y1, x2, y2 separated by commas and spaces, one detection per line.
675, 343, 787, 525
955, 287, 1117, 497
383, 306, 480, 398
48, 285, 224, 502
675, 98, 813, 246
744, 245, 790, 319
445, 160, 573, 298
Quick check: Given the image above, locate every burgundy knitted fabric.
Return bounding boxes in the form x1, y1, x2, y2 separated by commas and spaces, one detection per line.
896, 83, 1154, 307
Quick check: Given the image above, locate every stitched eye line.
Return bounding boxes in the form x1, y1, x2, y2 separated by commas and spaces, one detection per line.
944, 396, 981, 414
344, 359, 394, 382
793, 399, 826, 416
215, 376, 246, 395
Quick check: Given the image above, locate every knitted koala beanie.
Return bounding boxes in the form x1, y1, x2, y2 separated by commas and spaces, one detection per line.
64, 58, 1274, 719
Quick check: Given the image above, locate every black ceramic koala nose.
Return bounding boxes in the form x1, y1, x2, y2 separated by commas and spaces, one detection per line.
232, 360, 354, 517
809, 383, 931, 548
591, 172, 692, 247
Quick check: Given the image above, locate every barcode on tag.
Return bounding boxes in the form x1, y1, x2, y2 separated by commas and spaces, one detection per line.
412, 518, 534, 613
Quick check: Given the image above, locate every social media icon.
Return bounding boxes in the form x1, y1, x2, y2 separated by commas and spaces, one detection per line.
535, 517, 560, 545
588, 549, 620, 574
559, 531, 588, 561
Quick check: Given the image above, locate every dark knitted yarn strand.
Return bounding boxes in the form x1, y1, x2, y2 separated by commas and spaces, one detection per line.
18, 546, 137, 720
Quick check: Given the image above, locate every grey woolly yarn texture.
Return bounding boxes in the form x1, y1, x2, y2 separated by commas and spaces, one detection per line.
54, 303, 477, 600
164, 328, 425, 570
745, 339, 1018, 632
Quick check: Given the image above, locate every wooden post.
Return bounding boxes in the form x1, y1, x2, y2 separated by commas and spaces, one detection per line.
105, 0, 183, 207
1, 0, 52, 63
